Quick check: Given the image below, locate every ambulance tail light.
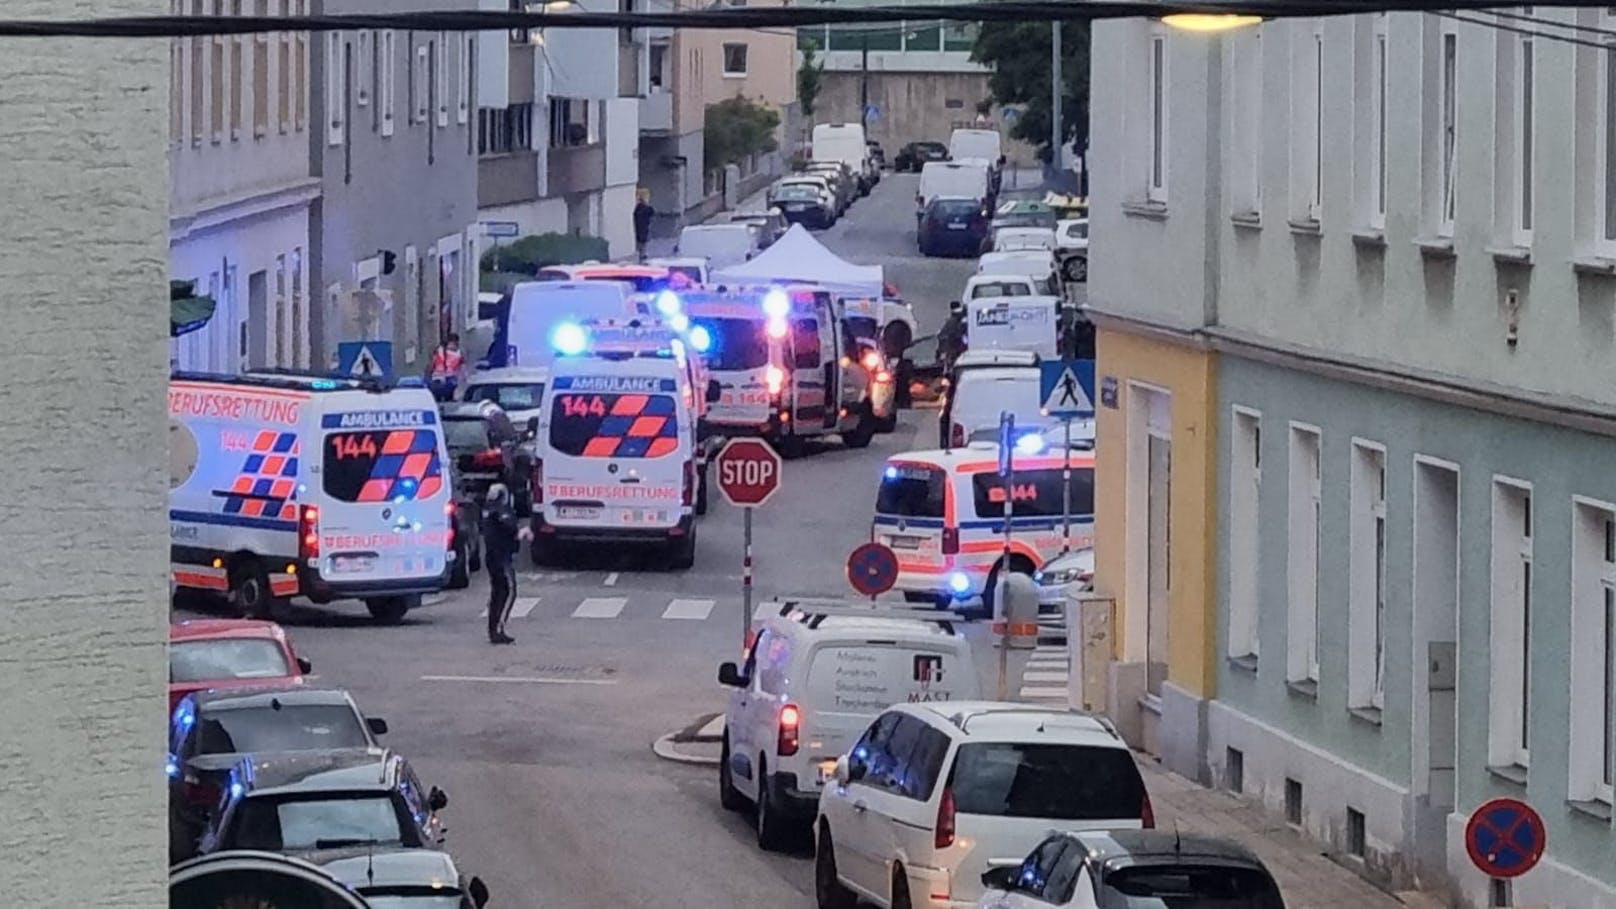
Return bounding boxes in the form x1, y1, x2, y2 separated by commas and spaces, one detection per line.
299, 506, 320, 560
861, 351, 881, 372
531, 459, 544, 505
765, 365, 785, 396
942, 527, 959, 555
445, 501, 457, 550
777, 703, 801, 756
935, 786, 956, 848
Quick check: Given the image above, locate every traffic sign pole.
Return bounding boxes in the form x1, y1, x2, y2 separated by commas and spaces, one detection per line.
712, 438, 784, 647
997, 411, 1015, 700
1061, 417, 1073, 554
742, 506, 753, 644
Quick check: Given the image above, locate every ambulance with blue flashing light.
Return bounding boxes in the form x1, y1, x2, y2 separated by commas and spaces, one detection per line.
535, 262, 678, 294
684, 285, 880, 455
871, 437, 1096, 616
529, 322, 709, 568
486, 280, 648, 369
168, 372, 456, 625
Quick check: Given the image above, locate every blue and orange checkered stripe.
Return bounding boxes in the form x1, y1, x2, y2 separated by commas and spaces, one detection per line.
581, 394, 681, 458
226, 430, 300, 520
355, 430, 444, 502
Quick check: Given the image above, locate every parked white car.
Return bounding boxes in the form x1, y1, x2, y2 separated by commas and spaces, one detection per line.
1055, 218, 1088, 283
815, 701, 1152, 909
674, 223, 758, 270
992, 227, 1056, 253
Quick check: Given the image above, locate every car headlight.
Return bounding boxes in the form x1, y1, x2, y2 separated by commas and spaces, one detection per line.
1038, 568, 1082, 586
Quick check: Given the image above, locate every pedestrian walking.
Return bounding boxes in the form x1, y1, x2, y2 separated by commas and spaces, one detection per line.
428, 334, 465, 402
481, 482, 531, 645
936, 300, 968, 370
633, 192, 655, 262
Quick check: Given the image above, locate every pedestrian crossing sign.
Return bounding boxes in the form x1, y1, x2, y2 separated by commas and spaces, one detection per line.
1039, 359, 1096, 419
337, 341, 393, 379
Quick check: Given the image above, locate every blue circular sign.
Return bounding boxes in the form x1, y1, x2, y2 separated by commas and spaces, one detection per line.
847, 543, 899, 597
1464, 797, 1546, 879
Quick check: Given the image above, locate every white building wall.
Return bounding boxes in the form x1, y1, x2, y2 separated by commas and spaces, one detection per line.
1, 0, 170, 903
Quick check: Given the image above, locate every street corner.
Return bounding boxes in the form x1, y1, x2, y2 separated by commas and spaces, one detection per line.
651, 712, 724, 766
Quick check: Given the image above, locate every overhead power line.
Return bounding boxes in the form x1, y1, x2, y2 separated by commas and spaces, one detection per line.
0, 0, 1611, 38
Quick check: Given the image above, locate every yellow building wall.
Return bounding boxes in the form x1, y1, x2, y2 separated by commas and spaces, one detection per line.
1092, 326, 1220, 698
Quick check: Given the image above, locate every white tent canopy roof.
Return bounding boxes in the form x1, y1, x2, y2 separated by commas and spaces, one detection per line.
709, 223, 884, 296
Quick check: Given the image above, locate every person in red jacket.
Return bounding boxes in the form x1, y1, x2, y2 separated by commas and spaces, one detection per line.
428, 334, 465, 401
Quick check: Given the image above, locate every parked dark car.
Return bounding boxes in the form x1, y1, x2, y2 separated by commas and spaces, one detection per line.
768, 182, 834, 229
894, 140, 948, 172
917, 195, 990, 257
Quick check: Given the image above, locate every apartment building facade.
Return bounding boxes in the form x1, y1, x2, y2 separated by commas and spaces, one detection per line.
1090, 11, 1616, 906
169, 0, 319, 373
309, 0, 482, 374
478, 0, 641, 258
638, 0, 708, 230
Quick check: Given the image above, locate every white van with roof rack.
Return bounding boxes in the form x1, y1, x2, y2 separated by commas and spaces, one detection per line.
718, 598, 982, 850
169, 371, 455, 624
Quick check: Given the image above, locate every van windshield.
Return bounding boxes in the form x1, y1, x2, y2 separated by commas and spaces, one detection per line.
1097, 866, 1285, 909
696, 318, 770, 371
321, 428, 444, 503
951, 370, 1043, 431
949, 742, 1144, 821
971, 467, 1094, 519
969, 281, 1033, 298
548, 392, 681, 458
876, 464, 946, 518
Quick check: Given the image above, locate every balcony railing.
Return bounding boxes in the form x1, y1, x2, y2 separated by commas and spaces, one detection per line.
640, 90, 672, 133
479, 151, 541, 208
547, 143, 607, 196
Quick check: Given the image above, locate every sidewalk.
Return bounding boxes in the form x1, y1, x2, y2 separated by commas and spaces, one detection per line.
652, 713, 1437, 909
642, 184, 773, 260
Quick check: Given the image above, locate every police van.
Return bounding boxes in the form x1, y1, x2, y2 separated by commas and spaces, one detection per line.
871, 440, 1096, 615
169, 372, 456, 624
685, 286, 879, 455
530, 324, 710, 568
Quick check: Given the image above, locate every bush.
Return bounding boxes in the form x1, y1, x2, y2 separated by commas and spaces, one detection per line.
704, 96, 781, 173
478, 232, 609, 275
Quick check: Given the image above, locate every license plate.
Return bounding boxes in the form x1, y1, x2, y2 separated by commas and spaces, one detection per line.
331, 554, 375, 573
558, 506, 601, 520
887, 536, 922, 550
946, 223, 967, 230
785, 203, 806, 212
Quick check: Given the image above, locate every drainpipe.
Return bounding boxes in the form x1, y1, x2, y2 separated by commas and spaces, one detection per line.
1201, 36, 1223, 331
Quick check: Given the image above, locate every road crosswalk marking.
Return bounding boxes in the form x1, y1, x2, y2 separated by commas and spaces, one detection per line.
1020, 644, 1070, 701
1023, 670, 1068, 682
510, 597, 541, 619
572, 597, 626, 619
662, 598, 715, 620
1019, 685, 1069, 698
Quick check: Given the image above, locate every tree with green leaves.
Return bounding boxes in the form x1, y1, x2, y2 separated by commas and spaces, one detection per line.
797, 38, 825, 120
704, 96, 782, 171
971, 20, 1090, 163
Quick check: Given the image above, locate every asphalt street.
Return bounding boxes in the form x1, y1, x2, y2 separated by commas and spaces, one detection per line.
172, 172, 1049, 909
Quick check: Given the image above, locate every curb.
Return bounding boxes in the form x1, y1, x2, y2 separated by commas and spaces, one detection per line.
651, 712, 725, 766
652, 732, 722, 766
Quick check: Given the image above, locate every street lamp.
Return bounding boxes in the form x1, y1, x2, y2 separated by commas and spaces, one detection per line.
1160, 13, 1264, 32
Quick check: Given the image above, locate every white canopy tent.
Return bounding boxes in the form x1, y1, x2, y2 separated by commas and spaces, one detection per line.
709, 223, 884, 297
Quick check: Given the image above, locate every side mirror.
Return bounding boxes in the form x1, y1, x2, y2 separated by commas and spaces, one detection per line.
367, 717, 389, 736
706, 379, 722, 403
468, 876, 490, 908
833, 755, 849, 785
717, 661, 746, 687
296, 657, 313, 674
427, 786, 448, 811
527, 415, 540, 437
981, 865, 1018, 891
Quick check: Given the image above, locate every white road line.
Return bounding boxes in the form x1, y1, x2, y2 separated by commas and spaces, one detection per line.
697, 715, 726, 738
420, 675, 618, 686
603, 572, 619, 587
572, 597, 626, 619
662, 598, 715, 620
1025, 660, 1068, 671
1019, 685, 1069, 698
1032, 648, 1069, 657
510, 597, 541, 619
1023, 670, 1069, 682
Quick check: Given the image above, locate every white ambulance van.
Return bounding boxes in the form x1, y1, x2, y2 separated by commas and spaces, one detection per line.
871, 442, 1096, 615
530, 335, 704, 568
169, 372, 455, 624
489, 280, 644, 369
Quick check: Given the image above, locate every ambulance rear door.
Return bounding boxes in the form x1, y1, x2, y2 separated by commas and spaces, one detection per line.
689, 303, 773, 428
788, 301, 838, 431
312, 397, 452, 586
540, 374, 687, 531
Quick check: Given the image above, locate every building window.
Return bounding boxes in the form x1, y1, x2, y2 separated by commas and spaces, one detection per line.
277, 0, 290, 132
1230, 28, 1262, 217
290, 248, 304, 368
274, 254, 288, 367
1596, 12, 1616, 255
355, 30, 371, 107
1287, 425, 1322, 685
1569, 501, 1616, 807
457, 34, 472, 123
191, 2, 207, 144
649, 41, 667, 89
293, 0, 306, 129
252, 0, 269, 136
549, 98, 591, 147
1348, 441, 1387, 712
478, 103, 534, 155
228, 0, 244, 139
1489, 479, 1533, 771
170, 26, 184, 143
413, 41, 429, 123
721, 42, 748, 77
1439, 20, 1457, 236
1148, 31, 1168, 203
1369, 14, 1388, 229
380, 30, 396, 136
326, 32, 343, 146
1516, 29, 1534, 244
1290, 20, 1323, 221
436, 32, 449, 127
1228, 408, 1262, 664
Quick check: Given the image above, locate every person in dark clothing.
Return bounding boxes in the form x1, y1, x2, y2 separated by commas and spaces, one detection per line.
633, 196, 655, 261
936, 300, 968, 370
480, 483, 530, 644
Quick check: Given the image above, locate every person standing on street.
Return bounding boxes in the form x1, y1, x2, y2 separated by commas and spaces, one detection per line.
936, 300, 968, 370
481, 482, 531, 645
428, 334, 466, 402
633, 191, 655, 262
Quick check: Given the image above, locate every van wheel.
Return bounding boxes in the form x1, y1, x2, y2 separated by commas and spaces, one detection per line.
890, 866, 913, 909
719, 734, 745, 811
843, 406, 876, 449
448, 540, 471, 590
667, 529, 697, 571
229, 563, 280, 620
365, 596, 412, 624
815, 828, 855, 909
695, 465, 710, 516
755, 756, 786, 851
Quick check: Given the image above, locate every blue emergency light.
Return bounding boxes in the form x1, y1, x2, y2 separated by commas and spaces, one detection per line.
688, 324, 712, 352
1014, 432, 1047, 455
948, 572, 972, 595
551, 322, 589, 356
655, 290, 682, 317
668, 313, 690, 333
762, 288, 790, 319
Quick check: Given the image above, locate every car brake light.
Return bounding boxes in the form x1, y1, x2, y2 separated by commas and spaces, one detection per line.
935, 786, 956, 848
299, 506, 319, 560
472, 448, 504, 469
682, 460, 695, 506
950, 423, 965, 448
942, 527, 959, 555
778, 703, 801, 756
532, 459, 544, 504
876, 370, 891, 383
1141, 790, 1155, 828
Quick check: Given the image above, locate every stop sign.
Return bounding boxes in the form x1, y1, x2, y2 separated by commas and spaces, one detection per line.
713, 437, 784, 507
